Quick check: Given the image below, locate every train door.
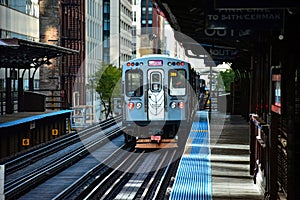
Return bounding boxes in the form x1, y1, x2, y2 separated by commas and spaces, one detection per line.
148, 69, 164, 120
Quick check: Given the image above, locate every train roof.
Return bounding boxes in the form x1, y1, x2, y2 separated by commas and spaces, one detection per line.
121, 54, 193, 73
141, 54, 174, 58
125, 54, 187, 62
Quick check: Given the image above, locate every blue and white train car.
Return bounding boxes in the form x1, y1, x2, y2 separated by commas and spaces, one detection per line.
121, 54, 200, 148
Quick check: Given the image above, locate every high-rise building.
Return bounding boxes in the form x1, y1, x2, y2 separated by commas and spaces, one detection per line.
39, 0, 85, 109
60, 0, 85, 108
0, 0, 40, 91
109, 0, 133, 67
132, 0, 140, 59
135, 0, 164, 57
85, 0, 103, 122
0, 0, 39, 41
103, 0, 110, 63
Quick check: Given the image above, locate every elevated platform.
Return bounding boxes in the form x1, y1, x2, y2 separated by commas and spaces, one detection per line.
170, 111, 211, 199
0, 110, 71, 128
0, 110, 72, 161
170, 112, 264, 199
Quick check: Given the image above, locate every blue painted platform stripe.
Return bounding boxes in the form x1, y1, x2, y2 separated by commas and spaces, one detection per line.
170, 111, 212, 200
0, 110, 73, 128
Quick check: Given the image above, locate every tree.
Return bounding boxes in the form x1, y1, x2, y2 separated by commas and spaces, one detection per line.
219, 68, 235, 92
94, 63, 122, 119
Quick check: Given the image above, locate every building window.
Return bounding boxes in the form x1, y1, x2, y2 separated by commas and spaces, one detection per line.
133, 11, 136, 22
104, 1, 110, 13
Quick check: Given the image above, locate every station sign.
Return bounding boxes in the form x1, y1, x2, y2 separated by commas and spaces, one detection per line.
202, 45, 239, 61
22, 138, 30, 146
198, 28, 254, 39
206, 9, 284, 30
52, 129, 59, 136
183, 41, 239, 61
213, 0, 300, 9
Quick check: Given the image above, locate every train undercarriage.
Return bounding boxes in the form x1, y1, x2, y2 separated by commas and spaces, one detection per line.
123, 120, 190, 148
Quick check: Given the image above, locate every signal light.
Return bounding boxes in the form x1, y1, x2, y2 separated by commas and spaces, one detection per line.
178, 101, 184, 109
128, 102, 134, 109
127, 62, 143, 67
167, 61, 185, 66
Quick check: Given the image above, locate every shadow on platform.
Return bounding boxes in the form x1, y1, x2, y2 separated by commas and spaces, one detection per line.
210, 114, 264, 200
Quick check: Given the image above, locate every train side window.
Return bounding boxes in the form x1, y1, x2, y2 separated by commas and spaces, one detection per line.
125, 69, 143, 97
169, 69, 186, 96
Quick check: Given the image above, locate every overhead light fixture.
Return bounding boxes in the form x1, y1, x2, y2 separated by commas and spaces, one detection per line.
45, 59, 52, 65
278, 35, 284, 40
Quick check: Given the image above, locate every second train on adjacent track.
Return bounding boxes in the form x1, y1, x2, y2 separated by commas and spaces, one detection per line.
121, 54, 204, 148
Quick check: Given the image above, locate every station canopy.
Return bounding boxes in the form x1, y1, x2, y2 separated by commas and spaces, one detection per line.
0, 38, 78, 69
153, 0, 292, 73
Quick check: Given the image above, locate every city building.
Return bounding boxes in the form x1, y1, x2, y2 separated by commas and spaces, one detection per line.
109, 0, 133, 67
0, 0, 40, 91
85, 0, 103, 122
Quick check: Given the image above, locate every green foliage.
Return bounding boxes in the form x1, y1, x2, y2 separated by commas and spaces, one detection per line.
219, 68, 235, 92
95, 64, 121, 100
94, 63, 122, 119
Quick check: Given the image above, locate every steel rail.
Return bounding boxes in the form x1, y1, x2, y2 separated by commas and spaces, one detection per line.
3, 115, 121, 174
151, 150, 177, 199
80, 149, 179, 200
4, 125, 124, 199
52, 144, 130, 200
83, 150, 144, 200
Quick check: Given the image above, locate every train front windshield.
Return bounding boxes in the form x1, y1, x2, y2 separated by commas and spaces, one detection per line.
169, 69, 186, 96
125, 69, 143, 97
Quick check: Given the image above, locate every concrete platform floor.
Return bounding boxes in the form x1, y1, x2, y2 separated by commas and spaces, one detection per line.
210, 114, 264, 200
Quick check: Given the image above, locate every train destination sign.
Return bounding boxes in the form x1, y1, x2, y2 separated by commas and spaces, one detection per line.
148, 60, 163, 66
214, 0, 300, 9
206, 9, 284, 30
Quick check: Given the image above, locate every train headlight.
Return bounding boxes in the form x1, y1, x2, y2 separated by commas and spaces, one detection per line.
136, 102, 142, 109
128, 102, 134, 110
178, 101, 184, 109
170, 102, 176, 109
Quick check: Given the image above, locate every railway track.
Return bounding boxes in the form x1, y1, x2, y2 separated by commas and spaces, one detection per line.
2, 115, 184, 199
3, 116, 123, 199
3, 115, 121, 174
80, 149, 180, 200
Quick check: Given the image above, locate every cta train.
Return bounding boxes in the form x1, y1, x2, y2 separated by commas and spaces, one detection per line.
121, 54, 204, 148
